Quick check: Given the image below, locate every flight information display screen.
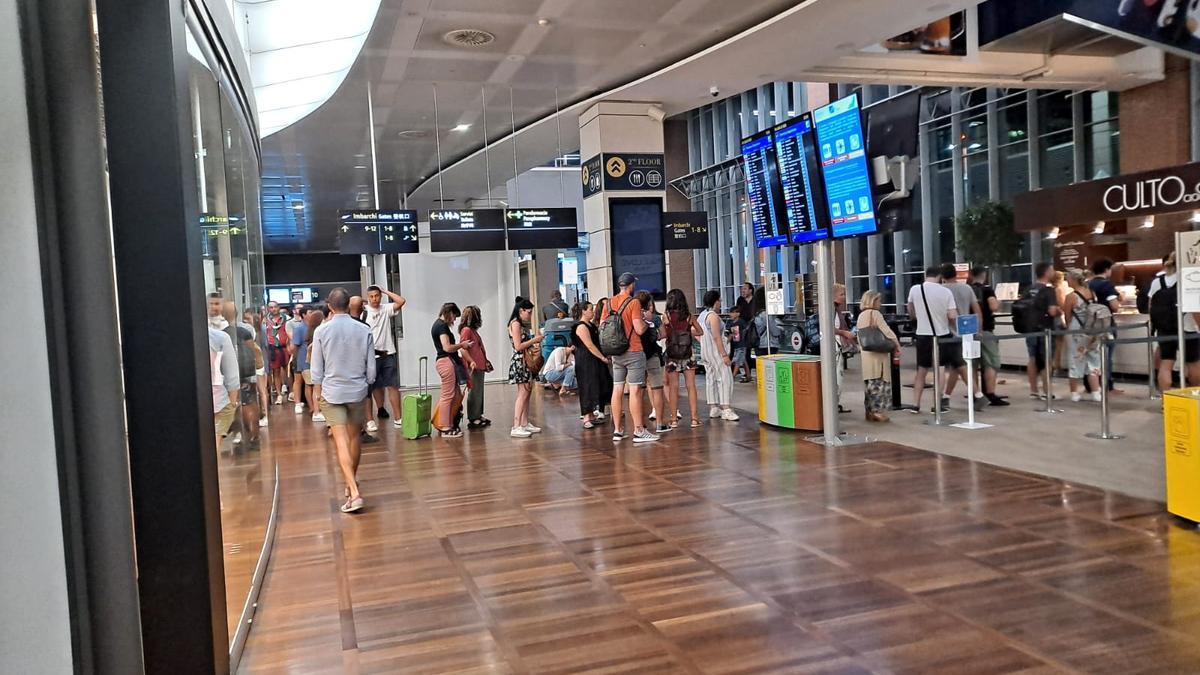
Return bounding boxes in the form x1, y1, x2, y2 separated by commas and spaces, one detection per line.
812, 94, 878, 239
741, 129, 790, 248
504, 208, 579, 250
338, 209, 419, 254
428, 209, 507, 252
772, 113, 829, 245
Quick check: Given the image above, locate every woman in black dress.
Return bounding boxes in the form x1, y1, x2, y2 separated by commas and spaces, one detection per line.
571, 301, 612, 429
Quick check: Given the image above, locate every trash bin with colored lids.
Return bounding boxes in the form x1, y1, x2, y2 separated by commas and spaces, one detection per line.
756, 353, 822, 432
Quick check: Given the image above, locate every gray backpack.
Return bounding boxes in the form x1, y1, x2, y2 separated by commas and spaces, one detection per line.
599, 296, 637, 356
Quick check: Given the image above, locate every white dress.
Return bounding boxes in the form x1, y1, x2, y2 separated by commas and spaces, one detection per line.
699, 309, 733, 407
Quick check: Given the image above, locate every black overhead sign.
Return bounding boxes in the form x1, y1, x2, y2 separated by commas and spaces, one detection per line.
602, 153, 666, 192
428, 209, 507, 252
337, 209, 419, 255
505, 208, 579, 250
1014, 162, 1200, 232
582, 154, 602, 199
662, 211, 709, 250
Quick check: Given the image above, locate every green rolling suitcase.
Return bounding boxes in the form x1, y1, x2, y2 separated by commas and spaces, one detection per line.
402, 357, 432, 439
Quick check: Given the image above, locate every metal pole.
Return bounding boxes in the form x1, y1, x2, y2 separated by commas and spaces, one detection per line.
1177, 231, 1186, 391
1039, 328, 1063, 414
1147, 323, 1161, 400
816, 239, 840, 442
928, 337, 945, 425
1087, 335, 1124, 440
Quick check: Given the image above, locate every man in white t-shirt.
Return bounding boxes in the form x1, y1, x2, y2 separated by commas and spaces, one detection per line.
906, 266, 959, 413
1146, 251, 1200, 391
364, 285, 407, 431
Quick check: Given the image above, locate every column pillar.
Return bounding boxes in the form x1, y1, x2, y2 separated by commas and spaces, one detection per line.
580, 101, 665, 299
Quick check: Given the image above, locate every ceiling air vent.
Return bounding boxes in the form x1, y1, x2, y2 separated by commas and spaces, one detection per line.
442, 29, 495, 48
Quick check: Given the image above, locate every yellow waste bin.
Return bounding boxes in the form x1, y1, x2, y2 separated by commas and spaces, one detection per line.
1163, 388, 1200, 522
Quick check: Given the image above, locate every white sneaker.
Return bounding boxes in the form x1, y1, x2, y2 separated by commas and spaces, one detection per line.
524, 424, 542, 434
649, 409, 657, 420
709, 406, 721, 419
294, 403, 305, 415
274, 394, 283, 405
594, 411, 606, 421
721, 409, 740, 422
258, 416, 269, 428
1070, 392, 1082, 402
1092, 392, 1103, 402
366, 420, 379, 433
632, 429, 660, 443
393, 419, 403, 429
312, 412, 326, 423
510, 426, 532, 438
231, 432, 242, 444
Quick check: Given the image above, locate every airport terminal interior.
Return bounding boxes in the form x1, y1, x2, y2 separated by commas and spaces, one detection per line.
8, 0, 1200, 673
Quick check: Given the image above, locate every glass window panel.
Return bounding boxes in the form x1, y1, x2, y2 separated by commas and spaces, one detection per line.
964, 113, 987, 153
1039, 129, 1074, 189
1084, 120, 1120, 180
933, 124, 954, 162
1038, 91, 1072, 135
998, 100, 1028, 144
930, 160, 955, 263
1083, 90, 1119, 125
1000, 141, 1030, 203
965, 152, 989, 207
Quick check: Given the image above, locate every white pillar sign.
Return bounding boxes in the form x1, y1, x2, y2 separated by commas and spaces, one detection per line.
1178, 230, 1200, 313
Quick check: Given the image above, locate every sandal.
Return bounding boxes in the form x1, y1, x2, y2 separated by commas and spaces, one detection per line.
583, 420, 595, 429
467, 419, 486, 429
440, 427, 463, 438
340, 495, 364, 513
690, 419, 702, 428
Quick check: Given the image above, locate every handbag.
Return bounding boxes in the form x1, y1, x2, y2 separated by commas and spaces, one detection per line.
522, 331, 545, 373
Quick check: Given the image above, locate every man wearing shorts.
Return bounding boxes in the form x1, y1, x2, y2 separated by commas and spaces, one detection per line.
209, 326, 239, 453
971, 267, 1009, 406
603, 273, 657, 443
1026, 262, 1061, 399
907, 266, 959, 413
364, 285, 406, 432
311, 287, 376, 513
940, 263, 986, 411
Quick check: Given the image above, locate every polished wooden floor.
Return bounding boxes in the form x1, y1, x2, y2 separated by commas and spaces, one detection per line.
238, 384, 1200, 674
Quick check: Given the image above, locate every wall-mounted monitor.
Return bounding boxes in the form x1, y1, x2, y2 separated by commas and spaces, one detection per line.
266, 288, 291, 305
290, 287, 314, 303
741, 128, 791, 248
772, 113, 830, 245
812, 93, 879, 240
505, 208, 579, 250
338, 209, 419, 254
428, 209, 507, 252
609, 198, 666, 299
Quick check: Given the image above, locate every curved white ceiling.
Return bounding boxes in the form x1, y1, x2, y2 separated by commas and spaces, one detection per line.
230, 0, 382, 138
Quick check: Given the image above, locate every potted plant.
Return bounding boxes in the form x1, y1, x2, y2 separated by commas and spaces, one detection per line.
955, 201, 1022, 268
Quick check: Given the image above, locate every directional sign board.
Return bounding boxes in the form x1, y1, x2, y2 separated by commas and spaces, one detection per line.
505, 208, 579, 250
429, 209, 507, 252
338, 209, 418, 255
662, 211, 709, 250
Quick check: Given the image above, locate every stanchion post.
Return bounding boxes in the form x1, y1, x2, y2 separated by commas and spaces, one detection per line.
928, 337, 946, 426
1147, 324, 1160, 400
1087, 335, 1124, 440
1039, 328, 1063, 414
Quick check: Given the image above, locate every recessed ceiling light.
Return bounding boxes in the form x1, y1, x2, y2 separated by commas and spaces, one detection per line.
536, 17, 551, 27
451, 123, 471, 132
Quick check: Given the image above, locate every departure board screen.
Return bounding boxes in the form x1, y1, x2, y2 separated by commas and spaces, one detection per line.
812, 94, 878, 239
741, 129, 790, 248
772, 114, 829, 245
428, 209, 507, 252
504, 208, 579, 250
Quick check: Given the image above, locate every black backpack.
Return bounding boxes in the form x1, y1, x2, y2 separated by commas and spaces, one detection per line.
228, 327, 255, 380
1150, 280, 1179, 335
744, 315, 761, 349
1011, 290, 1042, 334
665, 316, 693, 360
599, 296, 637, 356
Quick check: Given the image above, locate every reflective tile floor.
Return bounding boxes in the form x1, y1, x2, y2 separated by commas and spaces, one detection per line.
238, 385, 1200, 674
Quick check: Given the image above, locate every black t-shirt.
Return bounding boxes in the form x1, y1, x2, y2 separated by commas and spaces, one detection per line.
1033, 283, 1059, 329
1088, 277, 1119, 309
431, 319, 456, 360
971, 283, 997, 332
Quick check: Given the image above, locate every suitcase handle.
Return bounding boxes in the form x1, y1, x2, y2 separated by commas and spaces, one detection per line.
418, 356, 429, 396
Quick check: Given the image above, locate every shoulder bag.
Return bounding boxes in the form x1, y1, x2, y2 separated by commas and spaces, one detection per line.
857, 310, 894, 353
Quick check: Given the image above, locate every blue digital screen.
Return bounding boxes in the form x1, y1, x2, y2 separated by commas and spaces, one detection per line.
773, 114, 828, 245
812, 94, 878, 239
741, 130, 790, 248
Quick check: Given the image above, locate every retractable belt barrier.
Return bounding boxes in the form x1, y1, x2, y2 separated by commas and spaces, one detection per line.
902, 321, 1173, 439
